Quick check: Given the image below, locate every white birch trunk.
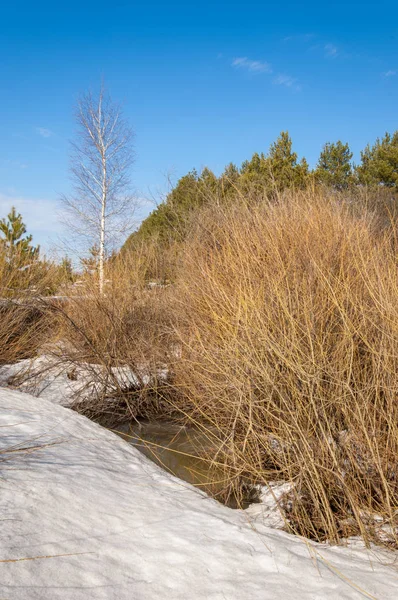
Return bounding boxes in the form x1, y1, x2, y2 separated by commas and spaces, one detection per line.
99, 159, 106, 295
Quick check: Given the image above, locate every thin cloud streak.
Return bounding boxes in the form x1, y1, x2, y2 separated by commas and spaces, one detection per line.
324, 43, 338, 58
35, 127, 53, 138
382, 70, 396, 77
232, 57, 272, 74
273, 74, 301, 91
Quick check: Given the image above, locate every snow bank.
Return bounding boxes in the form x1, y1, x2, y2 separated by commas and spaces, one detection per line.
0, 355, 165, 407
0, 355, 83, 406
1, 388, 397, 600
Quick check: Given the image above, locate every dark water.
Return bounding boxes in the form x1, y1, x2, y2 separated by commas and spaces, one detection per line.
112, 420, 243, 506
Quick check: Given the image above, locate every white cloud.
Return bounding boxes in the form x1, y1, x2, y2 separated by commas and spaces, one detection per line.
383, 70, 397, 77
324, 44, 338, 58
232, 57, 272, 74
35, 127, 53, 138
273, 74, 301, 91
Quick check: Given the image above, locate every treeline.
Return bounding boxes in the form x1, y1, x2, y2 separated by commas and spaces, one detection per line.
125, 130, 398, 249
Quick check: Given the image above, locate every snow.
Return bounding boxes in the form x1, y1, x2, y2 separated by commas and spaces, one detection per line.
0, 355, 83, 406
245, 482, 292, 529
1, 388, 397, 599
0, 355, 166, 407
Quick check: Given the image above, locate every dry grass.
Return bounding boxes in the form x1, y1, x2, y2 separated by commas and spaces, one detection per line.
0, 301, 49, 365
0, 252, 58, 365
171, 189, 398, 545
52, 251, 178, 423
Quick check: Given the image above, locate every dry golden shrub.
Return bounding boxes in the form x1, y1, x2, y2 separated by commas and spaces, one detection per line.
172, 189, 398, 545
0, 251, 58, 364
53, 250, 177, 422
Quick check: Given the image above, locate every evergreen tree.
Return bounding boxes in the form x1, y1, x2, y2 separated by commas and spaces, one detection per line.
315, 141, 353, 189
241, 152, 263, 175
356, 131, 398, 188
240, 152, 270, 193
81, 245, 100, 274
220, 162, 240, 198
267, 131, 309, 191
132, 202, 179, 245
158, 170, 202, 240
0, 207, 39, 264
60, 256, 74, 283
222, 162, 240, 181
128, 169, 220, 246
198, 167, 218, 189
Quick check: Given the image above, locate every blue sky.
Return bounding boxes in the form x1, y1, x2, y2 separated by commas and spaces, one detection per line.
0, 0, 397, 252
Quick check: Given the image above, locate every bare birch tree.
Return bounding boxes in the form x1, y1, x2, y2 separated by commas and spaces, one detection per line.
62, 85, 135, 294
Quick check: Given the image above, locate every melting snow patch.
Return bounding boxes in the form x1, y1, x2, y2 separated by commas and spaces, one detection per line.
245, 482, 292, 529
0, 355, 163, 407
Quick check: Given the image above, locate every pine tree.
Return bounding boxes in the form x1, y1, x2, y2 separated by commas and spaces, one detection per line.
131, 169, 216, 245
81, 245, 100, 274
222, 162, 240, 181
267, 131, 309, 192
220, 162, 240, 198
315, 141, 353, 189
240, 152, 269, 193
0, 207, 39, 264
60, 256, 74, 282
356, 131, 398, 188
